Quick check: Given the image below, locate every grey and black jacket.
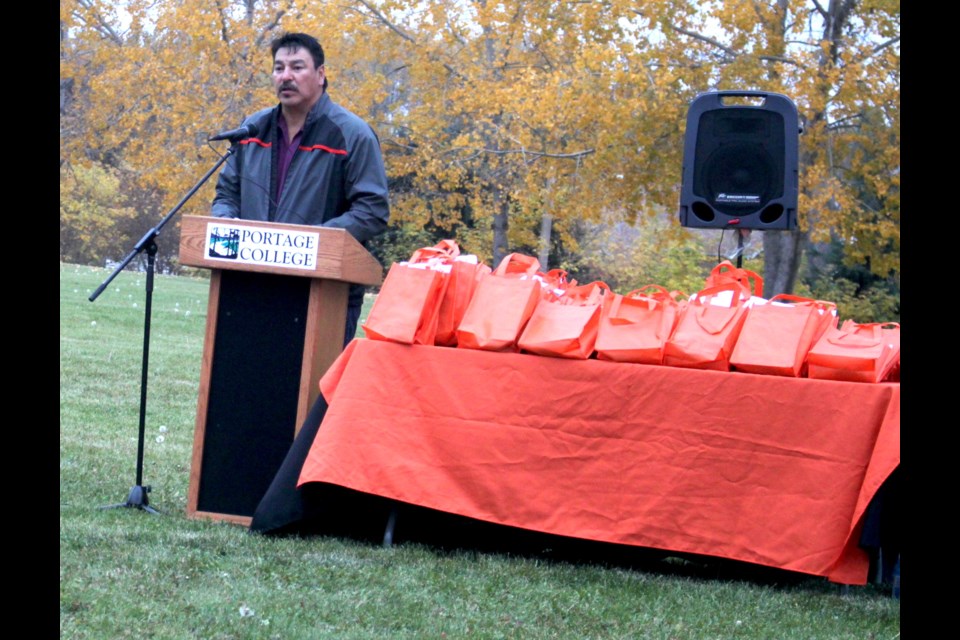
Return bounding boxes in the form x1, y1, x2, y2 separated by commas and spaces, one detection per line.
212, 92, 389, 307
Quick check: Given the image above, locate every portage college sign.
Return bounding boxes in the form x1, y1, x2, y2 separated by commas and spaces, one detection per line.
205, 222, 320, 270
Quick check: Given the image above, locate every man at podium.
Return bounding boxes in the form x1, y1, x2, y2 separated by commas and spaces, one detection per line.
212, 32, 390, 345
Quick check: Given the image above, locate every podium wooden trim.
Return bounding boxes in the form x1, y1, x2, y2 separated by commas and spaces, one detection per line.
179, 215, 382, 525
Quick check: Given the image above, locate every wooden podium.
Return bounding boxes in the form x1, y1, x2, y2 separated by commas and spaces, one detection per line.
178, 215, 382, 524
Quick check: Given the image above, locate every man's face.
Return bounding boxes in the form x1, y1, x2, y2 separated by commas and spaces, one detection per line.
272, 46, 325, 112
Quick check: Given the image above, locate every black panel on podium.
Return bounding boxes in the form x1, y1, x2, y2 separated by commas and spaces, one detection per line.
197, 271, 310, 517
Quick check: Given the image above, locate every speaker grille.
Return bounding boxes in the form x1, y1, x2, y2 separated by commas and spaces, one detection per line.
693, 111, 784, 215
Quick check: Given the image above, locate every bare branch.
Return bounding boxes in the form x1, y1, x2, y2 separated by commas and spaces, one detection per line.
826, 122, 861, 133
758, 54, 803, 68
870, 36, 901, 58
830, 111, 858, 124
214, 0, 231, 44
254, 0, 295, 49
669, 23, 738, 59
810, 0, 829, 21
450, 146, 596, 160
354, 0, 418, 44
825, 112, 865, 132
352, 0, 468, 82
446, 16, 467, 47
76, 0, 123, 45
381, 139, 419, 152
785, 39, 820, 48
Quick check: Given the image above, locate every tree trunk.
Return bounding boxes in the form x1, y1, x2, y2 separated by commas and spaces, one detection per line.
537, 212, 553, 270
761, 229, 805, 297
481, 2, 511, 268
492, 197, 509, 267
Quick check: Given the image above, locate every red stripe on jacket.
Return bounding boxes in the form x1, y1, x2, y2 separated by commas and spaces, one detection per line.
240, 138, 271, 148
298, 144, 348, 155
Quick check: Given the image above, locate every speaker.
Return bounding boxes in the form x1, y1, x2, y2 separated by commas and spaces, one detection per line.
679, 91, 800, 230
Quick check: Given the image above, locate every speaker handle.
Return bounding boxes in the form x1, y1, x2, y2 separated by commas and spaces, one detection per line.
714, 90, 772, 98
712, 90, 785, 107
692, 91, 802, 133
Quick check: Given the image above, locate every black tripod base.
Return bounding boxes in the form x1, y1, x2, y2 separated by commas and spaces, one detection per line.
101, 485, 160, 515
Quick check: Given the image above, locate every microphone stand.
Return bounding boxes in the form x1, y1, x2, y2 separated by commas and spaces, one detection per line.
735, 230, 745, 269
91, 143, 239, 514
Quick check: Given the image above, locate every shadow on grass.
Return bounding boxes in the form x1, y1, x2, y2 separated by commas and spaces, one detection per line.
255, 483, 853, 593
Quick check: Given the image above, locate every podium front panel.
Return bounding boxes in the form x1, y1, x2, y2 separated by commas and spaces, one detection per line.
196, 270, 310, 518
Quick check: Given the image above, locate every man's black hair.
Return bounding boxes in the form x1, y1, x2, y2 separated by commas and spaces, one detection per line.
271, 32, 328, 89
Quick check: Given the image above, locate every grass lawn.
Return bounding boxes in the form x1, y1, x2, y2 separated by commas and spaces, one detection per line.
60, 263, 899, 639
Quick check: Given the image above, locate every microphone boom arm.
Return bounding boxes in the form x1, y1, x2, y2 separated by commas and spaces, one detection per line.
89, 145, 236, 302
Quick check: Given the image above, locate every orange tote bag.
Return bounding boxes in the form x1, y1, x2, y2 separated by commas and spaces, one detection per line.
362, 262, 448, 345
807, 321, 901, 383
408, 239, 460, 264
662, 283, 749, 371
405, 238, 494, 347
435, 257, 491, 347
456, 253, 542, 352
730, 294, 837, 377
361, 244, 452, 346
705, 260, 764, 299
518, 282, 608, 359
595, 285, 682, 365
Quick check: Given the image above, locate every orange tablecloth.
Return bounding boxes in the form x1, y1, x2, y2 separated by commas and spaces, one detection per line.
299, 339, 900, 584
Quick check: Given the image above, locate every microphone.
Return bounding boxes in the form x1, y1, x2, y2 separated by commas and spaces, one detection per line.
208, 123, 259, 142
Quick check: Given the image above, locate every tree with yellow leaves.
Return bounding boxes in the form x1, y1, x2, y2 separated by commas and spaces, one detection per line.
61, 1, 898, 310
